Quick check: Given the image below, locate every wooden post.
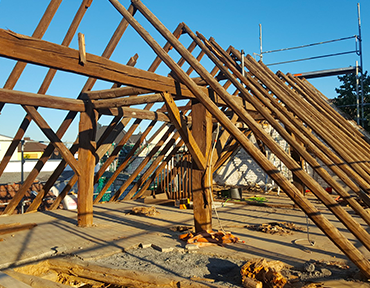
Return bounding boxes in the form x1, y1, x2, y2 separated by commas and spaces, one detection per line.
78, 102, 96, 227
192, 100, 213, 232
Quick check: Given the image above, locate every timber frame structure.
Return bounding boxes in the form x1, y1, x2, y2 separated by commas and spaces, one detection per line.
1, 0, 370, 277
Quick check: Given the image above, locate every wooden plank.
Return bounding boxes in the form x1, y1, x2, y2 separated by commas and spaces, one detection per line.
162, 92, 206, 170
122, 0, 370, 276
77, 103, 96, 227
86, 86, 154, 100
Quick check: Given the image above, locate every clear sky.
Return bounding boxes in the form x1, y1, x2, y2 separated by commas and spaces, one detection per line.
0, 0, 368, 143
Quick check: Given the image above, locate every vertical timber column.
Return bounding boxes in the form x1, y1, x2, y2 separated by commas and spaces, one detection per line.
192, 100, 213, 232
78, 102, 96, 227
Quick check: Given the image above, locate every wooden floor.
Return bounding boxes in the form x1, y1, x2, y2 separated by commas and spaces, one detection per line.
1, 192, 368, 271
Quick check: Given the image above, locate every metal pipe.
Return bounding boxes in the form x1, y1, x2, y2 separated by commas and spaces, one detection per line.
356, 60, 360, 125
357, 3, 365, 127
241, 49, 245, 78
259, 24, 263, 61
21, 139, 24, 185
262, 35, 356, 54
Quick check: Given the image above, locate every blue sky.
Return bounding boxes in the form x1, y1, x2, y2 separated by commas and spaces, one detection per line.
0, 0, 368, 142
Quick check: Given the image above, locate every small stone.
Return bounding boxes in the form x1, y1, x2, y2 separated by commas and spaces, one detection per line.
185, 244, 199, 251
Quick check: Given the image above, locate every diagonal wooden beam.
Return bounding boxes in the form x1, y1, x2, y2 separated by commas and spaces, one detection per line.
132, 139, 185, 200
124, 131, 181, 200
115, 0, 370, 276
23, 106, 81, 176
161, 92, 206, 170
1, 0, 63, 94
2, 5, 137, 216
0, 28, 253, 111
0, 0, 93, 178
0, 29, 192, 97
110, 125, 176, 202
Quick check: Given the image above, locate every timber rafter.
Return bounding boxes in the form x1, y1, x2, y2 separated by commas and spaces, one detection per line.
0, 0, 369, 277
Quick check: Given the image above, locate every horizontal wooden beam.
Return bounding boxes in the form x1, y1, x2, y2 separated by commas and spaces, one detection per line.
93, 93, 163, 108
0, 88, 85, 111
0, 29, 193, 98
97, 106, 170, 122
86, 86, 154, 100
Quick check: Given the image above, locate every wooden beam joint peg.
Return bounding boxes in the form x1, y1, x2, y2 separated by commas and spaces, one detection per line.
78, 32, 86, 66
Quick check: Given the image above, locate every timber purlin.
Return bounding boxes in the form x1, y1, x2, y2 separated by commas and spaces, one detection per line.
0, 0, 370, 277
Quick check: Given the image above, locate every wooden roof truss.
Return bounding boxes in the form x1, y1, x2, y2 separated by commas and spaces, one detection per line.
0, 0, 370, 276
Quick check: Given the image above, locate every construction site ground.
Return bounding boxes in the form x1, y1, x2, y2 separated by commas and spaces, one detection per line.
0, 190, 370, 287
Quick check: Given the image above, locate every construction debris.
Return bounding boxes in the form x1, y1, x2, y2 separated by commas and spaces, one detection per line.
240, 258, 287, 288
179, 230, 240, 247
245, 222, 304, 235
128, 206, 159, 217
